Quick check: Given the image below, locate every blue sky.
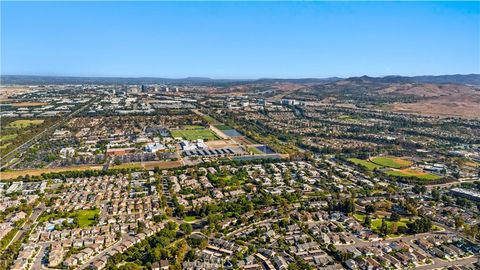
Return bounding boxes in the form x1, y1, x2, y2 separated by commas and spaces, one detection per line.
1, 1, 479, 78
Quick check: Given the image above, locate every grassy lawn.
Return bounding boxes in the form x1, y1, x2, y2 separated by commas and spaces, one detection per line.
386, 169, 441, 180
0, 134, 17, 142
183, 125, 206, 130
354, 213, 409, 235
0, 143, 11, 149
215, 124, 233, 131
183, 216, 197, 223
353, 213, 367, 221
370, 156, 413, 169
202, 115, 219, 125
348, 158, 382, 171
111, 163, 143, 169
76, 209, 99, 227
171, 128, 218, 141
38, 209, 99, 228
7, 119, 44, 129
248, 146, 263, 154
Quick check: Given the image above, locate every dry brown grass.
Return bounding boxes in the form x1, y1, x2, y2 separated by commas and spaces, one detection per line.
11, 102, 48, 107
0, 165, 103, 180
204, 139, 238, 148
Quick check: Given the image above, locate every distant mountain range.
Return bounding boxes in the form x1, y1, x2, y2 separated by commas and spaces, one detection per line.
342, 74, 480, 85
1, 74, 479, 86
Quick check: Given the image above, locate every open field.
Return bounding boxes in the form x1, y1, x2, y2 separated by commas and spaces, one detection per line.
171, 127, 218, 140
0, 143, 12, 149
76, 209, 100, 227
370, 156, 413, 169
113, 160, 183, 170
39, 209, 99, 228
248, 146, 263, 154
7, 119, 44, 129
0, 165, 103, 180
386, 168, 442, 180
204, 139, 237, 148
348, 158, 382, 171
183, 125, 206, 130
0, 134, 17, 142
0, 160, 184, 180
215, 124, 233, 131
233, 136, 257, 145
354, 213, 409, 235
11, 102, 48, 107
202, 115, 220, 124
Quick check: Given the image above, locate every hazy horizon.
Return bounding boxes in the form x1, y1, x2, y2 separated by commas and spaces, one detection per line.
2, 1, 479, 78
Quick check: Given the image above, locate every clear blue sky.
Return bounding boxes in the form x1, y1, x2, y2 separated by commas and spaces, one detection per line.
1, 1, 479, 78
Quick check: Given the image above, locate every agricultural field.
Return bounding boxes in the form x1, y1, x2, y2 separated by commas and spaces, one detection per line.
370, 156, 413, 169
348, 158, 382, 171
170, 126, 218, 141
7, 119, 44, 129
386, 169, 442, 180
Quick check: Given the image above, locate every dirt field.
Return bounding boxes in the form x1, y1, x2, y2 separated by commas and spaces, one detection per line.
205, 139, 238, 148
11, 102, 48, 107
391, 99, 480, 119
110, 160, 184, 170
1, 160, 185, 180
0, 165, 103, 180
138, 160, 184, 169
0, 86, 38, 99
233, 136, 257, 145
386, 168, 441, 180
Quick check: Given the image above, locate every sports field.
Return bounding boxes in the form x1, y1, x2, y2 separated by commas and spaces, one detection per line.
348, 158, 382, 171
386, 169, 441, 180
7, 119, 44, 128
171, 126, 218, 140
370, 156, 413, 169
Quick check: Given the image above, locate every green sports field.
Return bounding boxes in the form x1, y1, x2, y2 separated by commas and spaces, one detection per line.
386, 169, 441, 180
7, 119, 44, 129
370, 156, 413, 169
171, 127, 218, 140
348, 158, 382, 171
215, 124, 233, 131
